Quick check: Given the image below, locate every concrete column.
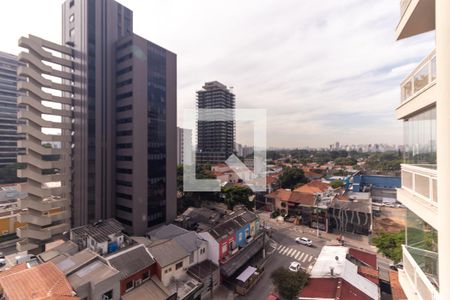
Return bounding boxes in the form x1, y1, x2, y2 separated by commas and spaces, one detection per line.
436, 0, 450, 299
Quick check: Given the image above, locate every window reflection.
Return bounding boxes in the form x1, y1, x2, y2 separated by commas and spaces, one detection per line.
406, 209, 439, 287
403, 107, 436, 164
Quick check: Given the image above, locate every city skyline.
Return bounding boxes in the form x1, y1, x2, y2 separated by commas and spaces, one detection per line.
0, 0, 435, 148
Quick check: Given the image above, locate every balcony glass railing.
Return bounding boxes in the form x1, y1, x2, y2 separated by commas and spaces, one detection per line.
402, 245, 439, 300
401, 164, 437, 204
401, 50, 436, 103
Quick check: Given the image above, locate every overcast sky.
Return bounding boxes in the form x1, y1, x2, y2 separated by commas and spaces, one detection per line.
1, 0, 434, 148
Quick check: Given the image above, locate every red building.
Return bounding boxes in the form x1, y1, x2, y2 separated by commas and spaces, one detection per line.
106, 244, 156, 295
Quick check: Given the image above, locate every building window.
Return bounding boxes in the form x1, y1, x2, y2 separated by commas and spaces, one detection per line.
69, 14, 74, 23
102, 290, 113, 300
116, 156, 132, 162
200, 248, 206, 255
69, 0, 74, 7
116, 205, 132, 213
116, 117, 132, 124
142, 271, 150, 281
125, 280, 134, 292
69, 28, 75, 37
175, 261, 183, 270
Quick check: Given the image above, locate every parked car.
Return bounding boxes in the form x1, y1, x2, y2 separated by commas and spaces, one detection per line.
0, 256, 5, 267
295, 237, 312, 246
289, 261, 303, 272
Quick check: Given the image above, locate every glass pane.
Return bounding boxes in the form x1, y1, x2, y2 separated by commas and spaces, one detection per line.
402, 80, 413, 101
414, 64, 429, 92
406, 209, 438, 287
430, 57, 436, 82
403, 107, 436, 164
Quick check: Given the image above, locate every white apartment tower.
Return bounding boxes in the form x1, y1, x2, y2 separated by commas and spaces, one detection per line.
395, 0, 449, 299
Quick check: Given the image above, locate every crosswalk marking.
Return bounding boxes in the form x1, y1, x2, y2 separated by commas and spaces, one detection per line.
308, 256, 313, 262
295, 252, 301, 260
290, 250, 298, 257
282, 247, 289, 255
286, 249, 293, 256
277, 245, 283, 250
298, 253, 304, 261
279, 246, 286, 253
302, 255, 308, 262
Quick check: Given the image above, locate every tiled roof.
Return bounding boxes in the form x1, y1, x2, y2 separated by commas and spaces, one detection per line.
358, 266, 379, 284
389, 271, 407, 300
0, 262, 77, 300
107, 244, 155, 279
349, 248, 377, 269
288, 191, 315, 206
299, 277, 339, 299
299, 278, 373, 300
294, 181, 329, 194
266, 189, 291, 201
0, 263, 28, 279
208, 218, 241, 240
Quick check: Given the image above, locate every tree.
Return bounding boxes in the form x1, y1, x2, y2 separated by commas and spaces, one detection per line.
334, 157, 356, 166
372, 231, 405, 262
221, 185, 253, 210
279, 167, 308, 190
271, 267, 309, 300
330, 180, 345, 189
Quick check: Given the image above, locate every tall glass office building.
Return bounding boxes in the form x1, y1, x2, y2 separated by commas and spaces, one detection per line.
61, 0, 176, 234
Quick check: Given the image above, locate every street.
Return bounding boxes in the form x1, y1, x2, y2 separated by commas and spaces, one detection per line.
237, 219, 325, 300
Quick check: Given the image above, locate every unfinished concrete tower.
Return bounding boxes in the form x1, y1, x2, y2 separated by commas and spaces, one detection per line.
16, 35, 74, 252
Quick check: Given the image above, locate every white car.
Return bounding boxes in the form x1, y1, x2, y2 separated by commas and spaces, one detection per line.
289, 262, 302, 272
295, 237, 312, 246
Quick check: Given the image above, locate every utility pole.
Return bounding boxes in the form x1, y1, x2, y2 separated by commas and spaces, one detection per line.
262, 220, 266, 259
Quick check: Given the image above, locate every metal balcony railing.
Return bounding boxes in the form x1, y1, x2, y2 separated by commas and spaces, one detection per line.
401, 164, 437, 205
401, 50, 436, 103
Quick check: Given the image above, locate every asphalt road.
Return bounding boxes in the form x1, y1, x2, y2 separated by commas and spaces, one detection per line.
237, 224, 325, 300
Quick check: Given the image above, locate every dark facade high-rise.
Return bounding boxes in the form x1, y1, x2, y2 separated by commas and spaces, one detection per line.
61, 0, 176, 234
196, 81, 235, 165
0, 52, 23, 168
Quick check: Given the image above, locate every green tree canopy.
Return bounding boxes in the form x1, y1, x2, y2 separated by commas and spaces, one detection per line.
221, 185, 253, 210
271, 267, 309, 300
330, 180, 345, 189
279, 167, 308, 190
372, 230, 405, 262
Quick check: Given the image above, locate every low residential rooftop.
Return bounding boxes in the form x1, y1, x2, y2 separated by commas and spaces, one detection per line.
0, 262, 77, 300
106, 244, 155, 280
71, 218, 124, 243
148, 239, 189, 267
